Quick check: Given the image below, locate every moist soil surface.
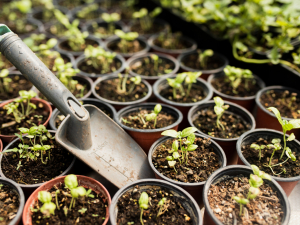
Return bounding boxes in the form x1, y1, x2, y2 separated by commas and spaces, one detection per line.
0, 101, 49, 136
211, 76, 261, 97
130, 56, 175, 77
0, 54, 13, 70
1, 137, 73, 185
208, 175, 284, 225
31, 183, 107, 225
59, 39, 99, 52
78, 58, 122, 75
130, 21, 166, 35
259, 89, 300, 119
181, 53, 224, 71
160, 83, 206, 103
154, 35, 192, 50
152, 137, 221, 183
107, 39, 145, 54
0, 75, 33, 102
121, 109, 176, 130
37, 53, 70, 73
95, 78, 148, 102
0, 183, 20, 225
193, 106, 252, 139
117, 185, 192, 225
242, 137, 300, 178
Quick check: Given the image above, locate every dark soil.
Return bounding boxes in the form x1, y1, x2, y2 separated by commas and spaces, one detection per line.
59, 39, 99, 52
0, 183, 20, 225
160, 83, 206, 103
1, 137, 73, 185
31, 183, 107, 225
0, 101, 49, 136
0, 75, 33, 102
121, 109, 176, 130
259, 89, 300, 119
192, 106, 252, 139
211, 76, 261, 97
208, 175, 284, 225
95, 78, 148, 102
117, 185, 193, 225
181, 53, 223, 70
78, 58, 122, 75
152, 137, 221, 183
242, 137, 300, 178
0, 54, 13, 70
107, 39, 145, 54
154, 34, 192, 50
130, 21, 166, 35
130, 56, 175, 77
37, 53, 70, 73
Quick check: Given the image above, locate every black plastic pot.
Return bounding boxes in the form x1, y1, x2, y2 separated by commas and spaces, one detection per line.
55, 36, 102, 57
0, 131, 76, 197
255, 86, 300, 138
104, 36, 150, 59
237, 128, 300, 197
115, 102, 183, 154
177, 49, 228, 80
127, 52, 180, 84
109, 178, 202, 225
0, 177, 25, 225
188, 100, 256, 165
153, 74, 213, 129
49, 97, 117, 130
148, 133, 226, 208
82, 19, 128, 40
28, 6, 70, 24
208, 73, 266, 112
74, 53, 126, 78
148, 34, 197, 58
203, 165, 290, 225
70, 4, 105, 26
92, 74, 153, 111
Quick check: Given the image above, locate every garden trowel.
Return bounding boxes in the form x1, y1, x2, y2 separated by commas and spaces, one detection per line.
0, 24, 154, 188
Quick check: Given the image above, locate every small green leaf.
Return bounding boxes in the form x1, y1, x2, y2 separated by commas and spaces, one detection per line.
154, 104, 162, 114
268, 107, 283, 126
139, 192, 149, 210
286, 147, 296, 161
181, 127, 198, 138
187, 144, 198, 151
172, 140, 178, 151
287, 133, 295, 141
168, 161, 176, 167
38, 191, 52, 204
161, 130, 178, 138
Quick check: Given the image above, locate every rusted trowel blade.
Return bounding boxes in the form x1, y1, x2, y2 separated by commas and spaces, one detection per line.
55, 104, 155, 188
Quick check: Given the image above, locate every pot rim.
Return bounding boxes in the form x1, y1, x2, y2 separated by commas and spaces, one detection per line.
115, 102, 183, 133
127, 52, 180, 80
92, 74, 152, 106
0, 139, 2, 152
147, 133, 227, 187
0, 130, 76, 188
203, 165, 291, 225
177, 49, 229, 75
153, 74, 213, 107
127, 18, 170, 36
237, 128, 300, 182
188, 100, 256, 142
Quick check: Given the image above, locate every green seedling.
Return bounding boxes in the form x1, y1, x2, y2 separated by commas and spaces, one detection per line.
198, 49, 213, 69
77, 3, 98, 19
150, 54, 159, 71
116, 73, 141, 95
100, 12, 120, 36
157, 197, 167, 218
55, 190, 60, 210
115, 30, 139, 53
78, 208, 87, 214
38, 191, 56, 217
145, 104, 162, 128
167, 73, 186, 99
132, 7, 162, 31
0, 69, 11, 96
184, 72, 202, 97
214, 96, 229, 130
139, 192, 149, 225
250, 143, 266, 161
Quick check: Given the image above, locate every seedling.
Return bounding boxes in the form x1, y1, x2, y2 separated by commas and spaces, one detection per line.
77, 3, 98, 19
0, 69, 11, 95
224, 65, 254, 94
116, 73, 141, 96
145, 104, 162, 128
167, 73, 186, 99
162, 127, 198, 166
132, 7, 162, 31
250, 143, 266, 161
100, 12, 120, 36
150, 54, 159, 71
214, 96, 229, 130
139, 192, 149, 225
115, 30, 139, 53
184, 72, 201, 97
38, 191, 56, 217
198, 49, 213, 69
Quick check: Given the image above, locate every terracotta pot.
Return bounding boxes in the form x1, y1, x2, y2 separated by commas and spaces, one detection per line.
0, 130, 76, 198
188, 100, 256, 165
110, 178, 202, 225
203, 165, 290, 225
177, 49, 228, 80
115, 103, 183, 154
237, 128, 300, 196
153, 74, 213, 129
208, 73, 266, 112
148, 34, 197, 58
255, 86, 300, 138
92, 74, 152, 111
0, 98, 52, 143
127, 52, 180, 85
104, 36, 150, 59
0, 139, 2, 153
22, 175, 111, 225
74, 53, 126, 78
0, 177, 25, 225
148, 134, 226, 208
49, 97, 117, 130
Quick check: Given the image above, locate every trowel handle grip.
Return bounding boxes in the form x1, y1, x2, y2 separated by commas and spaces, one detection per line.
0, 32, 87, 120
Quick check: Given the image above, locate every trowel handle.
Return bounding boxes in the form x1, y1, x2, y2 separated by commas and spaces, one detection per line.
0, 26, 87, 120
